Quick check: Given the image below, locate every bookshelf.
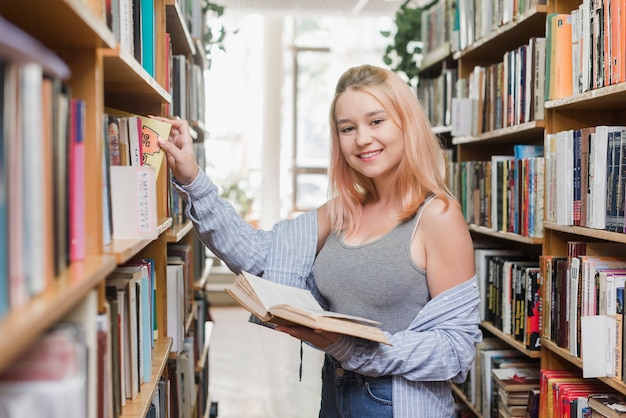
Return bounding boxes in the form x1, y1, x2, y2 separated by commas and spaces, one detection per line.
420, 0, 626, 414
417, 0, 549, 415
540, 0, 626, 407
0, 0, 214, 417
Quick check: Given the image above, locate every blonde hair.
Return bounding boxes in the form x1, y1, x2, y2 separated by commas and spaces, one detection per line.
327, 65, 453, 234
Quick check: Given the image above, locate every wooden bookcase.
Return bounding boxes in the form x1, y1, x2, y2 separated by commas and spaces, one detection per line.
0, 0, 213, 417
419, 1, 549, 416
418, 0, 626, 414
539, 0, 626, 400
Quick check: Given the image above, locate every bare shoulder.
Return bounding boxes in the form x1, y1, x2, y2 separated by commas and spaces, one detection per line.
419, 196, 468, 233
416, 196, 475, 296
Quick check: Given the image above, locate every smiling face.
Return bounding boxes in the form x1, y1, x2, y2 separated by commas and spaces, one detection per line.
334, 89, 404, 186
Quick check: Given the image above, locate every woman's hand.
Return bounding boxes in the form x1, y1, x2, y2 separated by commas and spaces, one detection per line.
150, 116, 199, 185
274, 325, 340, 349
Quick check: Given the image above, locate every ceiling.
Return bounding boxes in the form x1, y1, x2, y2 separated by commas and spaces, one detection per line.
216, 0, 404, 16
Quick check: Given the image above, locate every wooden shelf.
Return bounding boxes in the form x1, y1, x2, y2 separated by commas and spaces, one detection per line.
165, 0, 196, 57
102, 46, 171, 106
120, 338, 173, 417
450, 383, 482, 417
454, 6, 547, 63
106, 218, 173, 264
452, 120, 545, 146
481, 321, 541, 359
167, 220, 194, 243
469, 224, 543, 245
543, 222, 626, 245
545, 82, 626, 111
419, 42, 453, 75
196, 321, 214, 372
0, 255, 118, 373
0, 0, 116, 50
194, 258, 215, 292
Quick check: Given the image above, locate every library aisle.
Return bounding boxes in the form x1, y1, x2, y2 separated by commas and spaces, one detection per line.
208, 306, 325, 418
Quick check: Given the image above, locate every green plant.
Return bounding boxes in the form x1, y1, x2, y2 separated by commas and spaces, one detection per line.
381, 0, 424, 87
201, 1, 237, 57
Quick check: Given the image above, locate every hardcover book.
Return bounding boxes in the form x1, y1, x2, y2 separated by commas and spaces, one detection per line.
225, 271, 391, 346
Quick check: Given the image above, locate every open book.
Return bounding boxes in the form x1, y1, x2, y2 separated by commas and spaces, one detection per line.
225, 271, 391, 345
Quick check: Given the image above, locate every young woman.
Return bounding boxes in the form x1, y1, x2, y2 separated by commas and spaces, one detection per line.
154, 64, 481, 417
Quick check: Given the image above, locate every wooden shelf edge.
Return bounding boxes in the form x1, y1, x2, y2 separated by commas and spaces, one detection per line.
194, 258, 215, 291
196, 321, 214, 371
543, 222, 626, 244
452, 120, 545, 145
469, 224, 543, 245
481, 321, 542, 358
450, 383, 483, 417
0, 254, 118, 373
166, 219, 194, 242
120, 338, 173, 417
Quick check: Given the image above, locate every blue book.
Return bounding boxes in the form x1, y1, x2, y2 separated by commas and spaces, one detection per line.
0, 60, 7, 317
513, 144, 544, 159
140, 0, 155, 77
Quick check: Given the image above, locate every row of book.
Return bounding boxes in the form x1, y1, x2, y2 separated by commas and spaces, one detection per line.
456, 337, 626, 418
451, 36, 545, 137
0, 243, 209, 417
539, 369, 626, 418
457, 0, 546, 53
0, 59, 81, 316
545, 1, 626, 101
418, 68, 458, 129
0, 53, 205, 320
105, 0, 157, 77
544, 125, 626, 233
455, 337, 540, 418
475, 248, 542, 352
542, 241, 626, 381
447, 145, 545, 238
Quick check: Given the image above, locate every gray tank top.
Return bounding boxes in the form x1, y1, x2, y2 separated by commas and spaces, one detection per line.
313, 196, 434, 334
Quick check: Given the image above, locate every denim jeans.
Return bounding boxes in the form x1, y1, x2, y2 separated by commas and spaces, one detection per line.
319, 355, 393, 418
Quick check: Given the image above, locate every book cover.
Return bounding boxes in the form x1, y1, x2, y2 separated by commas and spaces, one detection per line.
588, 393, 626, 417
140, 0, 154, 77
166, 263, 185, 353
225, 270, 391, 346
109, 165, 157, 240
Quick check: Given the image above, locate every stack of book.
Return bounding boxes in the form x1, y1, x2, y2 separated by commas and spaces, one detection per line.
492, 367, 540, 418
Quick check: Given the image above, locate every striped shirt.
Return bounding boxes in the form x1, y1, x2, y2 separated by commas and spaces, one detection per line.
174, 171, 483, 417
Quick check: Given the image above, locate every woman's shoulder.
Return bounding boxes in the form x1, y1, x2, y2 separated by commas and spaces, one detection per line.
419, 195, 466, 232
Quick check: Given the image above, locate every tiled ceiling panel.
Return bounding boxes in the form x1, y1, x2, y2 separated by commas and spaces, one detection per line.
217, 0, 404, 16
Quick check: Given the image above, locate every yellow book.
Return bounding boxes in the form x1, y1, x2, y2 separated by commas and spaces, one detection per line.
104, 107, 172, 176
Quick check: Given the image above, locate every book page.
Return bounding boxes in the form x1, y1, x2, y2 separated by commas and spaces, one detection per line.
241, 271, 321, 311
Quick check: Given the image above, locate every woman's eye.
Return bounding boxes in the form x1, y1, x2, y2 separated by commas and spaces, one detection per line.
372, 119, 383, 126
341, 126, 354, 133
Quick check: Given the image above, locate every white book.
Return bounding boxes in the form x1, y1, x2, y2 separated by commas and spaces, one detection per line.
589, 126, 624, 229
532, 37, 546, 121
555, 130, 574, 225
20, 63, 48, 297
126, 116, 142, 167
166, 264, 185, 353
581, 315, 608, 377
109, 165, 158, 240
